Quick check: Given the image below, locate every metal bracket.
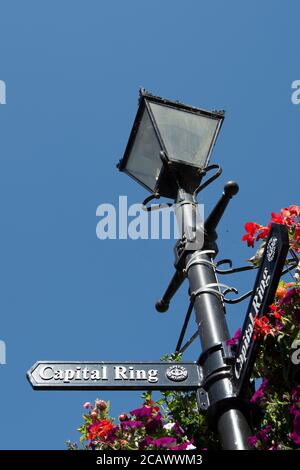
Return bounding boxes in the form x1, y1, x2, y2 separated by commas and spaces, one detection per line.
216, 259, 258, 275
196, 342, 236, 413
184, 250, 216, 273
216, 256, 298, 276
175, 283, 238, 354
223, 289, 253, 304
141, 193, 173, 212
197, 388, 210, 411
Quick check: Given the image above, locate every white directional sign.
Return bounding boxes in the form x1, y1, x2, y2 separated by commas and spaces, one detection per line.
27, 361, 203, 390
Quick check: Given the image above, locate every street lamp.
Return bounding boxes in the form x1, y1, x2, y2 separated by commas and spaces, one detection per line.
118, 89, 253, 450
118, 89, 224, 199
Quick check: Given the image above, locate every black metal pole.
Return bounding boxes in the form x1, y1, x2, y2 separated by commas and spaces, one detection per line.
175, 184, 252, 450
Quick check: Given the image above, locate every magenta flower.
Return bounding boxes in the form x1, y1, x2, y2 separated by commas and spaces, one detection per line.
268, 444, 281, 450
226, 328, 241, 346
172, 442, 190, 450
248, 435, 258, 447
289, 386, 300, 416
152, 437, 177, 449
250, 378, 268, 403
106, 425, 119, 443
130, 406, 152, 419
121, 420, 143, 430
173, 422, 185, 436
139, 436, 154, 450
274, 318, 283, 330
145, 414, 162, 432
291, 385, 300, 404
290, 412, 300, 445
257, 425, 272, 444
294, 309, 300, 328
280, 288, 299, 306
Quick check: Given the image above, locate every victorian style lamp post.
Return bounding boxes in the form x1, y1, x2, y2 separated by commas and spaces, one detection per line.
118, 89, 252, 449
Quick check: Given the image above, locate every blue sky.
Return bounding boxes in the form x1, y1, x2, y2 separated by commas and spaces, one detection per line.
0, 0, 299, 449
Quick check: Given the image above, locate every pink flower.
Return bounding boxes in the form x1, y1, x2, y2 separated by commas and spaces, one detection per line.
250, 378, 268, 404
83, 402, 92, 409
118, 413, 129, 422
121, 420, 143, 430
95, 399, 107, 410
290, 412, 300, 445
280, 288, 297, 305
248, 435, 258, 447
130, 405, 152, 419
152, 437, 177, 449
226, 328, 241, 346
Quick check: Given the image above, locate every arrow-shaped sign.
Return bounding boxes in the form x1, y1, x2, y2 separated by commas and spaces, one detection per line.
27, 361, 203, 391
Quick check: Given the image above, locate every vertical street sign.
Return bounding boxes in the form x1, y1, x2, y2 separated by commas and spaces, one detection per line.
233, 223, 289, 395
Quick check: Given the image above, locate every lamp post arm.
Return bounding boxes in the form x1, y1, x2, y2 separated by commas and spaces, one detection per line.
204, 181, 239, 240
155, 269, 185, 313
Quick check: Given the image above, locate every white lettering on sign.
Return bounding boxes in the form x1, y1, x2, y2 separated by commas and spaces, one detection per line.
234, 267, 271, 380
39, 365, 109, 383
37, 365, 159, 384
114, 366, 158, 383
291, 340, 300, 365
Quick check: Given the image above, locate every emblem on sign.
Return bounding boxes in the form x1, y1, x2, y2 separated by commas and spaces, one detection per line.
166, 365, 188, 382
267, 236, 278, 262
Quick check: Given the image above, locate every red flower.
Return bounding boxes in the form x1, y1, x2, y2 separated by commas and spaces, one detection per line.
242, 233, 255, 247
272, 206, 300, 228
253, 315, 273, 338
88, 419, 113, 442
242, 222, 261, 247
271, 212, 284, 224
295, 223, 300, 244
270, 304, 282, 320
281, 205, 300, 219
281, 207, 291, 218
288, 205, 300, 217
256, 224, 271, 241
269, 305, 282, 319
245, 222, 260, 235
242, 222, 271, 247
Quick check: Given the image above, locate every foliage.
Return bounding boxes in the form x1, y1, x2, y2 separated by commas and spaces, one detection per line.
240, 204, 300, 449
67, 396, 197, 450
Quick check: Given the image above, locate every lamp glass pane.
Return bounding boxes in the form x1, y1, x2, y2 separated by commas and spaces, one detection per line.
149, 102, 219, 167
125, 107, 163, 192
